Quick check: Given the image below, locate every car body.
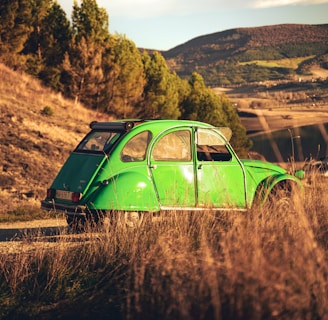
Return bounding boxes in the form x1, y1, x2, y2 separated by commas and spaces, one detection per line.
41, 119, 304, 227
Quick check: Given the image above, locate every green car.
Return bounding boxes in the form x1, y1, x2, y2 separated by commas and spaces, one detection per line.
41, 119, 304, 228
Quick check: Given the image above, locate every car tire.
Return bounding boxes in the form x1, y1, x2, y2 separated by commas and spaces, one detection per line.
120, 211, 145, 228
266, 181, 300, 213
66, 216, 87, 233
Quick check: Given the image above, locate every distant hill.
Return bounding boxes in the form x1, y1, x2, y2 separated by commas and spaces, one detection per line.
162, 24, 328, 86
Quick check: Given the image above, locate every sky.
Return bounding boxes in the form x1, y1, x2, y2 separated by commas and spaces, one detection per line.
57, 0, 328, 51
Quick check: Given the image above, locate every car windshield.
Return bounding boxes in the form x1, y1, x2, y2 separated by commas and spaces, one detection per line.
75, 130, 123, 153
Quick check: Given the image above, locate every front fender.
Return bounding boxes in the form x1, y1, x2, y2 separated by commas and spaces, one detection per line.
87, 172, 160, 212
254, 174, 303, 206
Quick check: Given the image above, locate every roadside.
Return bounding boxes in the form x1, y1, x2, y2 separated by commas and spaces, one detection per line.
238, 107, 328, 136
0, 217, 66, 230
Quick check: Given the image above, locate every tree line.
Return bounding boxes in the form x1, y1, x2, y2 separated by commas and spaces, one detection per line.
0, 0, 251, 154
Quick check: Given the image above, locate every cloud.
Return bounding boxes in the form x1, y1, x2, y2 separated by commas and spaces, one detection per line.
70, 0, 328, 19
251, 0, 328, 8
98, 0, 249, 18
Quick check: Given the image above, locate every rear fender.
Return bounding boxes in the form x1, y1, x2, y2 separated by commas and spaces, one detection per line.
86, 172, 160, 212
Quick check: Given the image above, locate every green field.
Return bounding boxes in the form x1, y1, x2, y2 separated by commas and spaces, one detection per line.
239, 55, 315, 69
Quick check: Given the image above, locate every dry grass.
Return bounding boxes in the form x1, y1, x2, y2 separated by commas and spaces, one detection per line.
0, 63, 111, 214
0, 177, 327, 319
1, 63, 328, 319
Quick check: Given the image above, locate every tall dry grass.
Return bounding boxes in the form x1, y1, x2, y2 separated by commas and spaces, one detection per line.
0, 177, 328, 319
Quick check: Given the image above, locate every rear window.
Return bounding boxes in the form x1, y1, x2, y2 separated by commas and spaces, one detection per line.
75, 130, 123, 153
121, 131, 151, 162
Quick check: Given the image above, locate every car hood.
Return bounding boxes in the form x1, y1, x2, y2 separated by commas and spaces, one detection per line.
241, 159, 286, 173
241, 159, 287, 180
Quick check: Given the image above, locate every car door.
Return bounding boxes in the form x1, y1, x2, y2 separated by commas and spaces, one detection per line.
149, 128, 196, 208
195, 128, 246, 208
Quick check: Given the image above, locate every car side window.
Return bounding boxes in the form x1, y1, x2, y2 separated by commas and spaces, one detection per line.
121, 131, 151, 162
196, 129, 232, 161
152, 130, 191, 161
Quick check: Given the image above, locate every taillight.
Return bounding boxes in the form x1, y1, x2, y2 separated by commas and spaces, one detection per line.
72, 192, 82, 203
47, 188, 55, 199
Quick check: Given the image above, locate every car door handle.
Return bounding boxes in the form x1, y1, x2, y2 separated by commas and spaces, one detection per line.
149, 165, 157, 169
198, 164, 203, 170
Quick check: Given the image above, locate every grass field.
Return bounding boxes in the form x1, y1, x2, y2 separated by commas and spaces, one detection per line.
1, 62, 328, 319
0, 176, 327, 319
239, 56, 315, 70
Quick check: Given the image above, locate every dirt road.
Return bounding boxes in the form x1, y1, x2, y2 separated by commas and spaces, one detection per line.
0, 218, 67, 253
238, 108, 328, 136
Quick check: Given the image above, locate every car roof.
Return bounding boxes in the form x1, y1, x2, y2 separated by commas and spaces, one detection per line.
89, 119, 233, 141
90, 119, 214, 131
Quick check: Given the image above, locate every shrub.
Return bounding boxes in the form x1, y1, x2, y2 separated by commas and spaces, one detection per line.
40, 106, 54, 116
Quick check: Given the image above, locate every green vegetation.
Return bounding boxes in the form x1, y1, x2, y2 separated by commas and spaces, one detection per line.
239, 56, 316, 69
0, 0, 250, 154
0, 178, 327, 319
164, 25, 328, 86
40, 105, 54, 116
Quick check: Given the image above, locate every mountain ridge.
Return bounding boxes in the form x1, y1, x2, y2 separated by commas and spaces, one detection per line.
161, 24, 328, 86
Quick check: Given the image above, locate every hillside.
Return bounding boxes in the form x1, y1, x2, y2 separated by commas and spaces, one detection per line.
0, 64, 110, 214
163, 24, 328, 86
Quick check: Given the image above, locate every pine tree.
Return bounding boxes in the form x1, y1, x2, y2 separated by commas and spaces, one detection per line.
0, 0, 32, 59
64, 0, 110, 106
63, 37, 104, 107
27, 1, 72, 90
100, 36, 146, 117
181, 72, 251, 155
72, 0, 109, 43
23, 0, 52, 60
139, 51, 181, 119
41, 2, 72, 67
181, 72, 225, 125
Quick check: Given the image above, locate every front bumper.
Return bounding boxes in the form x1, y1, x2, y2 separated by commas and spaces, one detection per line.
41, 200, 87, 217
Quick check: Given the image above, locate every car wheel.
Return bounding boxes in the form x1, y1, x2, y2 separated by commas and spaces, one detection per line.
121, 211, 144, 228
266, 182, 300, 213
66, 216, 87, 233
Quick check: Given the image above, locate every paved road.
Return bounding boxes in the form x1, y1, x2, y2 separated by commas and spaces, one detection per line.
238, 108, 328, 136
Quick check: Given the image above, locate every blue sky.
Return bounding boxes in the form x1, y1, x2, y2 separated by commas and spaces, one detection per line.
57, 0, 328, 50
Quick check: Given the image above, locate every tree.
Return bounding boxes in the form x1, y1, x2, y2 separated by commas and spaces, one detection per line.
23, 1, 72, 90
41, 2, 72, 67
181, 72, 225, 125
63, 0, 110, 106
0, 0, 33, 65
23, 0, 52, 60
72, 0, 109, 43
181, 72, 251, 155
100, 36, 146, 117
62, 37, 104, 107
138, 51, 181, 119
219, 94, 252, 156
